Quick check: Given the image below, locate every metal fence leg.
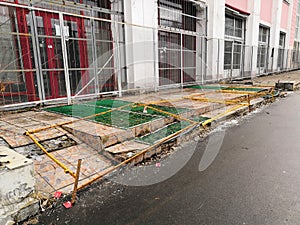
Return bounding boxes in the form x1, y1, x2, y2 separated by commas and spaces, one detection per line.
153, 28, 158, 92
112, 17, 122, 97
59, 12, 72, 105
91, 10, 99, 95
180, 33, 183, 87
217, 39, 220, 81
250, 46, 253, 78
230, 41, 234, 81
29, 10, 45, 102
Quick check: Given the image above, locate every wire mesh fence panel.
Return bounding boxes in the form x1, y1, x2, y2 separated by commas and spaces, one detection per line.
0, 5, 41, 105
2, 1, 300, 109
94, 18, 116, 93
242, 45, 253, 78
158, 30, 181, 86
0, 1, 126, 107
182, 34, 196, 83
205, 38, 220, 82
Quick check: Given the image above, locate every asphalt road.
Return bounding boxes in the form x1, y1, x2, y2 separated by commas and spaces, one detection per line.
38, 92, 300, 225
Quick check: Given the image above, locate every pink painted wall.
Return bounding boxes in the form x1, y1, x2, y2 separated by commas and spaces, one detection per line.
290, 0, 298, 47
281, 2, 289, 29
260, 0, 273, 23
225, 0, 248, 12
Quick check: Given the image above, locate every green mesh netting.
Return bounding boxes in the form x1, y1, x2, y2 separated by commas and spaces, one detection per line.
85, 99, 132, 109
45, 104, 109, 118
130, 104, 189, 117
90, 111, 157, 128
46, 100, 192, 129
86, 100, 190, 117
139, 121, 191, 144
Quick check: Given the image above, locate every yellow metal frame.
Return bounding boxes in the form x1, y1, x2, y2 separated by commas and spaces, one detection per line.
183, 96, 249, 106
25, 103, 135, 190
135, 103, 197, 124
144, 98, 184, 105
25, 131, 76, 178
201, 105, 246, 127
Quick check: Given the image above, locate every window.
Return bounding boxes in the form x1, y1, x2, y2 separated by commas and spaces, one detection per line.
159, 0, 183, 29
279, 32, 286, 47
233, 43, 242, 69
158, 0, 197, 32
66, 0, 111, 9
258, 26, 269, 43
293, 41, 300, 63
278, 32, 286, 68
158, 0, 203, 85
224, 14, 245, 71
225, 15, 243, 39
257, 25, 270, 68
224, 41, 243, 70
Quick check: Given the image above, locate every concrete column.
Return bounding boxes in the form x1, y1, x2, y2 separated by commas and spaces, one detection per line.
111, 1, 125, 96
123, 0, 158, 90
195, 4, 207, 84
286, 0, 295, 68
245, 0, 261, 78
270, 0, 283, 72
206, 0, 225, 81
286, 0, 294, 48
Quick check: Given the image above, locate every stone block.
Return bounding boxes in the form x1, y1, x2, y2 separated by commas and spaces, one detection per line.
144, 148, 156, 159
0, 146, 38, 224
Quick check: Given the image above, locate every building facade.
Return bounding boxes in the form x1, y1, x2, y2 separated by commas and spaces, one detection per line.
0, 0, 299, 108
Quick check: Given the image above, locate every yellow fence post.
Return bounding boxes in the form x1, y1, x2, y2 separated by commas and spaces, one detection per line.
247, 94, 251, 112
71, 159, 82, 205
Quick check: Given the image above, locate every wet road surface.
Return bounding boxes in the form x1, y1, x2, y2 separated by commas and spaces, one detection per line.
39, 92, 300, 225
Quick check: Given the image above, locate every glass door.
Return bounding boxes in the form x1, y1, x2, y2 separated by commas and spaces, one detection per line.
24, 10, 89, 99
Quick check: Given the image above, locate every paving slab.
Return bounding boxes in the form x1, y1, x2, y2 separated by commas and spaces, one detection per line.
105, 140, 150, 154
253, 70, 300, 87
4, 117, 42, 128
120, 88, 211, 103
63, 120, 134, 151
1, 134, 33, 148
0, 111, 73, 148
30, 111, 75, 125
33, 143, 113, 193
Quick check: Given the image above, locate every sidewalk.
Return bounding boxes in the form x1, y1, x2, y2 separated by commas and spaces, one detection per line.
0, 72, 299, 221
0, 72, 300, 223
0, 85, 271, 194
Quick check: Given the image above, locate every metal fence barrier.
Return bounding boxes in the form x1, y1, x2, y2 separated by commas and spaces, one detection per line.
1, 1, 300, 109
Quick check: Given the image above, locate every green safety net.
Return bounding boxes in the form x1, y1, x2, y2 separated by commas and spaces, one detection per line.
85, 99, 189, 116
130, 104, 189, 117
139, 116, 209, 144
85, 99, 132, 109
45, 104, 109, 118
45, 100, 191, 128
139, 121, 191, 144
90, 111, 157, 128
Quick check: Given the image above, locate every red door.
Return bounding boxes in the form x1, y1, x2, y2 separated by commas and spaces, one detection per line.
15, 7, 38, 101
